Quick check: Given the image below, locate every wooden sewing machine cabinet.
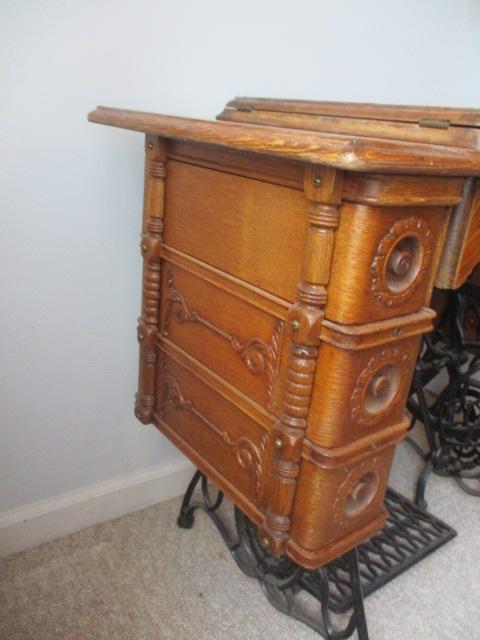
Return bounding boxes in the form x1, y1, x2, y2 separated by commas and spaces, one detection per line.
89, 98, 480, 570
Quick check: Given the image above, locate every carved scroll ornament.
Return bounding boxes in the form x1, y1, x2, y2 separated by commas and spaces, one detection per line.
163, 267, 284, 400
159, 373, 268, 502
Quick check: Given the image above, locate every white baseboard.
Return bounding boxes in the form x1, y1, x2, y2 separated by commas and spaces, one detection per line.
0, 458, 194, 558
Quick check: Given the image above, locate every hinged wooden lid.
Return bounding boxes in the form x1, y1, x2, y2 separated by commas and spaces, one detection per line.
218, 97, 480, 149
88, 104, 480, 176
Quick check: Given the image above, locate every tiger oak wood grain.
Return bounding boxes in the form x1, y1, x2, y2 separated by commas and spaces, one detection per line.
160, 261, 286, 412
163, 159, 308, 301
218, 106, 480, 149
325, 204, 450, 324
224, 97, 480, 127
89, 97, 480, 570
437, 179, 480, 288
168, 140, 305, 190
88, 106, 480, 176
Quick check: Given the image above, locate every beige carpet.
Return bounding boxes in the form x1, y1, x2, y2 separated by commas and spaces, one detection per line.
1, 428, 479, 640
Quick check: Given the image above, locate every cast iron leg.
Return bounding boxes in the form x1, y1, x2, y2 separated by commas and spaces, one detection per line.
177, 469, 202, 528
348, 548, 369, 640
415, 457, 433, 510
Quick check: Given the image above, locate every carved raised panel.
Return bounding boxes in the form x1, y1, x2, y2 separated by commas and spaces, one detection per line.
162, 266, 284, 403
159, 372, 268, 503
371, 216, 433, 307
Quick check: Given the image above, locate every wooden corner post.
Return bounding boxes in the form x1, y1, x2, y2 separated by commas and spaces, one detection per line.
135, 135, 167, 423
259, 165, 343, 554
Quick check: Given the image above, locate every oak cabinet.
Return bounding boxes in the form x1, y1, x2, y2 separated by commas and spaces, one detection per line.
89, 98, 480, 569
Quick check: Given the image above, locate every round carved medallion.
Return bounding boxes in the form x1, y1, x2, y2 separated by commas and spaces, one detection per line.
333, 458, 386, 527
351, 349, 411, 426
371, 217, 433, 306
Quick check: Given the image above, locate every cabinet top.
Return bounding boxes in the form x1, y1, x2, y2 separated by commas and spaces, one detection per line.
220, 97, 480, 128
88, 100, 480, 176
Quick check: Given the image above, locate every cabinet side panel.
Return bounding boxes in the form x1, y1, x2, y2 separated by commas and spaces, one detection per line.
163, 159, 308, 301
159, 260, 286, 413
452, 181, 480, 287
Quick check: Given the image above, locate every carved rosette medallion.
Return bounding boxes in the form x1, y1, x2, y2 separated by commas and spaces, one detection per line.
332, 458, 387, 528
159, 371, 268, 503
351, 349, 411, 427
371, 217, 433, 307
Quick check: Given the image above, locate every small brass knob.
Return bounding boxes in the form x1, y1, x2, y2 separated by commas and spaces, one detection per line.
148, 142, 153, 149
394, 327, 403, 336
274, 437, 283, 449
260, 537, 269, 548
138, 333, 144, 341
313, 176, 322, 187
141, 244, 148, 253
291, 319, 300, 332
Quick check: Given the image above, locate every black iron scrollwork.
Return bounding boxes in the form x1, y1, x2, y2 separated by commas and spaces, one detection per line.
407, 281, 480, 506
175, 471, 455, 640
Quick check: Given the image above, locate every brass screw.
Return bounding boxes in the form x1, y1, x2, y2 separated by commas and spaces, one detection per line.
313, 176, 322, 187
274, 437, 283, 449
291, 319, 300, 331
260, 537, 269, 548
148, 142, 153, 149
394, 327, 403, 336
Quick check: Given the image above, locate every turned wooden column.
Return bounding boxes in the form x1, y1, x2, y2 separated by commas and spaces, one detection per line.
258, 166, 343, 554
135, 135, 166, 423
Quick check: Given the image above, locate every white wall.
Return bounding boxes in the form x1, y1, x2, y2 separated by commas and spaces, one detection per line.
1, 0, 479, 532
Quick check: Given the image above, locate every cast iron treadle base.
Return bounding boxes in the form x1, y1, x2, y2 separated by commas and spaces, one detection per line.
312, 487, 456, 613
407, 281, 480, 507
177, 472, 456, 640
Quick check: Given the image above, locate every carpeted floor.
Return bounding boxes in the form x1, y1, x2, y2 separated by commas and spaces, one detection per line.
1, 426, 479, 640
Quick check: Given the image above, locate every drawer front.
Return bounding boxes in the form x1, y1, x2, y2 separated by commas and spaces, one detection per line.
163, 159, 308, 301
160, 261, 286, 412
155, 353, 272, 508
289, 436, 396, 559
326, 204, 449, 324
309, 335, 421, 447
